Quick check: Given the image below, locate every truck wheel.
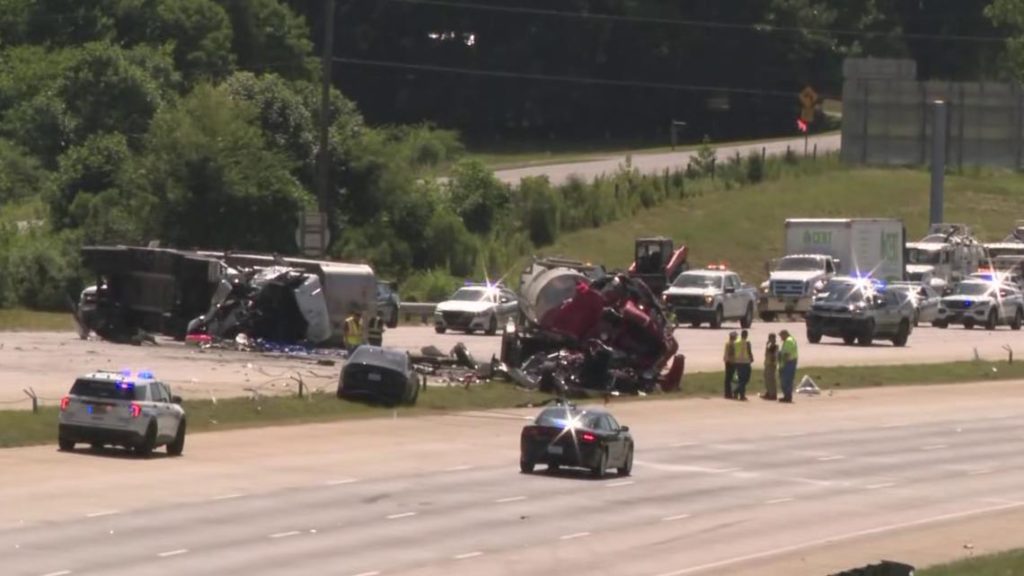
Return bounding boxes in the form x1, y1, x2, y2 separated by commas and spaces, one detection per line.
759, 312, 776, 323
1012, 308, 1023, 331
842, 334, 856, 345
486, 315, 498, 335
932, 320, 948, 329
135, 422, 157, 458
740, 305, 754, 329
964, 319, 975, 330
690, 320, 701, 328
892, 320, 910, 347
985, 310, 998, 331
806, 329, 822, 344
166, 419, 186, 456
434, 325, 447, 334
58, 437, 75, 452
710, 307, 723, 329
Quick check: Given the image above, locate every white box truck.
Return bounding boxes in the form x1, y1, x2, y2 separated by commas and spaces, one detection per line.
758, 218, 906, 320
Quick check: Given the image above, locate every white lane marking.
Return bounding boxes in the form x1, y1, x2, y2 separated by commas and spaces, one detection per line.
881, 423, 906, 429
635, 460, 740, 474
786, 477, 836, 487
922, 444, 948, 451
969, 469, 993, 476
443, 465, 474, 472
560, 532, 591, 540
765, 498, 794, 505
652, 501, 1024, 576
85, 510, 118, 518
351, 572, 381, 576
731, 471, 761, 479
326, 478, 358, 486
670, 441, 698, 448
386, 512, 416, 520
454, 551, 483, 560
269, 531, 301, 539
157, 549, 188, 558
211, 493, 243, 501
817, 455, 845, 462
41, 571, 72, 576
865, 483, 896, 490
495, 496, 527, 503
606, 480, 635, 488
662, 514, 692, 522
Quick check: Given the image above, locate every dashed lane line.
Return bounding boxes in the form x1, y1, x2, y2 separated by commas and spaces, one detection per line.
157, 549, 188, 558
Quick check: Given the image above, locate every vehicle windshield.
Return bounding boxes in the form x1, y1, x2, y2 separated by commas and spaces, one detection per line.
816, 282, 869, 303
535, 407, 601, 429
954, 283, 992, 296
70, 378, 145, 401
907, 248, 942, 265
777, 257, 824, 271
449, 288, 487, 302
672, 274, 722, 289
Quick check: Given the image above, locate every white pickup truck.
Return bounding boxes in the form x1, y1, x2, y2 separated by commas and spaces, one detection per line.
662, 267, 758, 329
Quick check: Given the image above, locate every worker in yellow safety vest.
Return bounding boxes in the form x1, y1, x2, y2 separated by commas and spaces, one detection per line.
367, 311, 384, 347
732, 329, 754, 401
344, 307, 364, 353
778, 329, 799, 403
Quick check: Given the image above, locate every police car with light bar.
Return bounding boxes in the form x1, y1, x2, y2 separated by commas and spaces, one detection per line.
934, 276, 1024, 330
433, 282, 519, 335
58, 370, 187, 457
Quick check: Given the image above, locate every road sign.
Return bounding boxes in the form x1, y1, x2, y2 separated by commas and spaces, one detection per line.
296, 209, 330, 257
799, 86, 818, 108
800, 107, 815, 123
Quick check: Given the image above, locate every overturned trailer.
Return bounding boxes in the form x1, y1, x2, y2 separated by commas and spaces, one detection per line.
501, 257, 681, 395
78, 246, 376, 346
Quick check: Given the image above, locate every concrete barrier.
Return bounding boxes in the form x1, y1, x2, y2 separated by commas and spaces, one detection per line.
400, 302, 437, 325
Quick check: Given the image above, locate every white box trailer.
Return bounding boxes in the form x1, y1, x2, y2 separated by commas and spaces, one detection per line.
784, 218, 906, 281
759, 218, 905, 319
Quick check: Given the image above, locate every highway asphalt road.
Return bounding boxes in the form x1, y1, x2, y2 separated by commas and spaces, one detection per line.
493, 133, 841, 186
1, 319, 1019, 406
3, 380, 1024, 576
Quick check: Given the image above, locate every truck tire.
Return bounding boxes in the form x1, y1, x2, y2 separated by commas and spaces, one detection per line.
842, 334, 856, 345
892, 320, 910, 347
1012, 308, 1023, 331
806, 328, 822, 344
710, 307, 723, 329
964, 319, 975, 330
759, 312, 777, 323
434, 325, 447, 334
932, 320, 948, 329
690, 320, 701, 328
985, 310, 998, 331
740, 305, 754, 329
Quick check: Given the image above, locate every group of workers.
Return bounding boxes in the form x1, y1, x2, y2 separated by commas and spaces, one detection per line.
343, 306, 386, 352
723, 329, 798, 403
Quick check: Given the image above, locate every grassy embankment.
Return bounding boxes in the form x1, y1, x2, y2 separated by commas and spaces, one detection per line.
918, 548, 1024, 575
3, 359, 1022, 449
0, 308, 75, 331
531, 166, 1024, 285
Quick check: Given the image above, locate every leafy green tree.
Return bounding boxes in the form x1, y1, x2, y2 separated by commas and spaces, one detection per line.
151, 0, 236, 83
988, 0, 1024, 80
217, 0, 315, 80
135, 84, 308, 251
0, 138, 46, 203
223, 71, 316, 172
50, 132, 131, 230
445, 159, 509, 236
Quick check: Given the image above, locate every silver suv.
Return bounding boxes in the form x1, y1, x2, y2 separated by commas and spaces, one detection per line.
58, 370, 187, 457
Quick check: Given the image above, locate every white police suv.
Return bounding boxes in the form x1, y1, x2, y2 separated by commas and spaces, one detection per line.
58, 370, 187, 457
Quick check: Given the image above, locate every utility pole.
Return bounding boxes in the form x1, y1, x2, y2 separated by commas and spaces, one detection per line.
312, 0, 336, 256
929, 100, 947, 226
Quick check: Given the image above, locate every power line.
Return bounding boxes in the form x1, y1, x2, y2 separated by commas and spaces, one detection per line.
391, 0, 1009, 44
333, 56, 808, 99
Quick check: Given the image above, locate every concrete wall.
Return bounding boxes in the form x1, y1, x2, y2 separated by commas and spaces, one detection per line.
841, 58, 1024, 169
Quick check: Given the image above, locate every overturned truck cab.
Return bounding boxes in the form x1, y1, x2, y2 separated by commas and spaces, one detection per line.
501, 258, 680, 395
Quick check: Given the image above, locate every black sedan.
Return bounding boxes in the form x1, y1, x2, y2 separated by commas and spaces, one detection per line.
519, 403, 634, 478
338, 346, 420, 406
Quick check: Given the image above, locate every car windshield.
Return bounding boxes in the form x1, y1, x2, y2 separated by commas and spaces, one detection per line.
70, 378, 145, 401
673, 274, 721, 289
348, 347, 409, 372
817, 282, 869, 303
954, 283, 992, 296
778, 257, 823, 271
907, 248, 942, 264
535, 407, 601, 429
449, 288, 487, 302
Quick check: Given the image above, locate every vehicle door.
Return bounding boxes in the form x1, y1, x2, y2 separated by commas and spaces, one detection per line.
148, 383, 173, 441
919, 286, 939, 323
596, 414, 624, 463
880, 291, 902, 332
729, 275, 747, 317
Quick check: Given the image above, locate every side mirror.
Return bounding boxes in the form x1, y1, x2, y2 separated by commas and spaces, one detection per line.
619, 425, 630, 432
171, 395, 183, 405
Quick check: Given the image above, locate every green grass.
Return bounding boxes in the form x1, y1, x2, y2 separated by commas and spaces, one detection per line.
0, 308, 75, 331
3, 360, 1022, 449
463, 131, 840, 171
533, 166, 1024, 285
918, 548, 1024, 575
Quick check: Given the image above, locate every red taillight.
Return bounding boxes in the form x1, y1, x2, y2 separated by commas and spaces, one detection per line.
130, 403, 142, 418
60, 396, 70, 411
581, 432, 596, 443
